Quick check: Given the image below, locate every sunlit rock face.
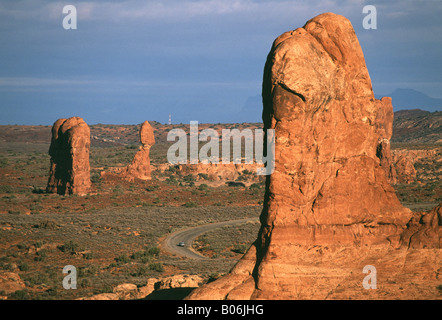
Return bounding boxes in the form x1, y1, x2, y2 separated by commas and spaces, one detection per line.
46, 117, 91, 196
186, 13, 427, 300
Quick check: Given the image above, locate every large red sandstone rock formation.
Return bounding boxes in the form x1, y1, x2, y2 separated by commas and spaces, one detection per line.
46, 117, 91, 196
187, 13, 440, 300
102, 121, 155, 181
124, 121, 155, 180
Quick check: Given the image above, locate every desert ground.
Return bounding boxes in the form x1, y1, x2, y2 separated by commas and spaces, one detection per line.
0, 118, 440, 300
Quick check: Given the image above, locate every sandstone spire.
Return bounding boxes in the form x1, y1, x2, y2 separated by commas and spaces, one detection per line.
101, 120, 156, 181
46, 117, 91, 196
124, 120, 155, 180
186, 13, 440, 300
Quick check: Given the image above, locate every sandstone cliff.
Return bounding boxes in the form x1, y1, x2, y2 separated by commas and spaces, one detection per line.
187, 13, 440, 300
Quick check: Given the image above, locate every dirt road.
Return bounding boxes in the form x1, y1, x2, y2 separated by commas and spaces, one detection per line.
162, 218, 259, 259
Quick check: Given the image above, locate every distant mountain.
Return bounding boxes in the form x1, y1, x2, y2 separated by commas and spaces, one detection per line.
376, 88, 442, 112
392, 109, 441, 144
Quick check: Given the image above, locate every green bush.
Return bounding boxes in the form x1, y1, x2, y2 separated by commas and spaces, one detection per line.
8, 289, 29, 300
115, 254, 130, 265
59, 240, 79, 255
91, 172, 102, 183
249, 183, 262, 190
19, 262, 30, 271
145, 185, 159, 192
148, 262, 164, 272
132, 265, 150, 277
183, 201, 198, 208
198, 173, 209, 180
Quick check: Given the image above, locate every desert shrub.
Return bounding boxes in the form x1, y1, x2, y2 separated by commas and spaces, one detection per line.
148, 262, 164, 272
19, 262, 30, 271
35, 220, 57, 230
91, 172, 102, 183
115, 254, 130, 265
78, 264, 100, 277
145, 185, 159, 192
113, 185, 124, 195
146, 246, 160, 257
34, 250, 47, 261
130, 251, 145, 260
8, 289, 29, 300
182, 174, 195, 183
198, 173, 209, 180
236, 175, 248, 182
183, 201, 198, 208
165, 175, 178, 185
249, 183, 262, 190
83, 252, 94, 260
59, 240, 79, 255
167, 165, 178, 174
0, 185, 13, 193
79, 278, 93, 288
131, 246, 160, 263
132, 265, 150, 277
29, 204, 43, 214
198, 184, 209, 191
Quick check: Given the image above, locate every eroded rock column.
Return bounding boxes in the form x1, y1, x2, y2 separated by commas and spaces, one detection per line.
46, 117, 91, 196
187, 12, 414, 300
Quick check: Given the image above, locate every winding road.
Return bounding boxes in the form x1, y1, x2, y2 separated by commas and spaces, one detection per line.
162, 218, 259, 260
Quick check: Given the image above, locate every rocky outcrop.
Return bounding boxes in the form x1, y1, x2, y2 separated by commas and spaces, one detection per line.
124, 121, 155, 180
393, 155, 417, 184
187, 12, 426, 300
375, 97, 397, 184
78, 275, 202, 300
400, 203, 441, 249
391, 149, 438, 184
46, 117, 91, 195
0, 272, 26, 296
154, 163, 264, 184
102, 121, 155, 181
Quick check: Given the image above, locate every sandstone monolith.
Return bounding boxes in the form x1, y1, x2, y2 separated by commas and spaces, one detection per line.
185, 13, 442, 300
124, 121, 155, 180
46, 117, 91, 195
101, 121, 156, 181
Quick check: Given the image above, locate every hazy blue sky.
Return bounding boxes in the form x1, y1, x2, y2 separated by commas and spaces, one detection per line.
1, 0, 441, 125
